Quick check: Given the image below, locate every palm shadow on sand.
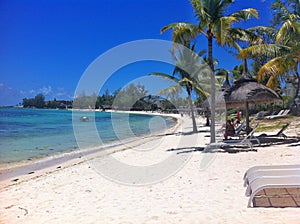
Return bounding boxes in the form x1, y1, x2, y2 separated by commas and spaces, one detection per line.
165, 136, 300, 154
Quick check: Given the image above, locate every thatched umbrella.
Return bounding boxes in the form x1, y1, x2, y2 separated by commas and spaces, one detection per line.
200, 91, 226, 126
200, 91, 226, 108
224, 75, 282, 133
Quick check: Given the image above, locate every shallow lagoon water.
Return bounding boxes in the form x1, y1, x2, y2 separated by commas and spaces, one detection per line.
0, 108, 176, 163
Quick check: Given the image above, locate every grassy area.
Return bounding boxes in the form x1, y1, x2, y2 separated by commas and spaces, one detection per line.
256, 124, 284, 133
252, 115, 300, 134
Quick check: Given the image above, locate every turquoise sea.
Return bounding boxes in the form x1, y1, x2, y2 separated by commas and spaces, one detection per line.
0, 108, 176, 163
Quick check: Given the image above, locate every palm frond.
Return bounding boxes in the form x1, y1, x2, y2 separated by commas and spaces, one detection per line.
198, 49, 207, 57
238, 44, 287, 59
257, 55, 297, 86
265, 73, 280, 89
216, 16, 236, 45
193, 85, 209, 99
230, 8, 259, 22
179, 77, 194, 87
191, 0, 210, 25
247, 26, 278, 43
229, 28, 262, 45
161, 22, 199, 45
157, 85, 183, 96
148, 72, 180, 83
276, 14, 299, 43
247, 26, 278, 34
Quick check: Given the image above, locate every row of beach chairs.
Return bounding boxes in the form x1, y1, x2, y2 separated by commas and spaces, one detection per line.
205, 123, 291, 152
204, 125, 260, 151
244, 164, 300, 207
255, 109, 290, 120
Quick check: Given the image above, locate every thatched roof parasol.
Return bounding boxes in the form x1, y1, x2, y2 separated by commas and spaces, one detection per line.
224, 76, 281, 108
224, 75, 282, 133
199, 75, 282, 133
200, 91, 226, 109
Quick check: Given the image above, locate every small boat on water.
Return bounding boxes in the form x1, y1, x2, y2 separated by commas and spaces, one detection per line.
80, 116, 89, 122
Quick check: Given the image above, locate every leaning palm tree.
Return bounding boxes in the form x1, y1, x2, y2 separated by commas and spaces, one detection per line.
239, 0, 300, 106
161, 0, 258, 143
149, 44, 209, 133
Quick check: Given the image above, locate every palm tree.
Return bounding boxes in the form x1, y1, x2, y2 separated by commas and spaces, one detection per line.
162, 0, 258, 143
239, 0, 300, 107
225, 27, 266, 76
149, 44, 209, 133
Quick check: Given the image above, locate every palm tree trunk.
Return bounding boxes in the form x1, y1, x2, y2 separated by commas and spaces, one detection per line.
293, 69, 300, 109
243, 58, 249, 76
208, 32, 216, 143
187, 87, 197, 133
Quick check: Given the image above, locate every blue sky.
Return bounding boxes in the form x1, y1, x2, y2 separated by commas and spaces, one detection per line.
0, 0, 273, 106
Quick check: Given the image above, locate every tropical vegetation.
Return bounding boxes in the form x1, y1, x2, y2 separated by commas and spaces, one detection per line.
239, 0, 300, 108
149, 44, 209, 132
159, 0, 260, 142
151, 0, 300, 142
23, 84, 188, 112
23, 94, 72, 109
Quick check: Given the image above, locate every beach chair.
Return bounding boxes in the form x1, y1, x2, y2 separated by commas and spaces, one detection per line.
223, 124, 260, 145
266, 109, 290, 119
265, 110, 282, 119
273, 123, 290, 138
246, 176, 300, 207
234, 121, 246, 136
204, 125, 260, 152
265, 110, 284, 119
258, 123, 290, 139
243, 164, 300, 182
270, 123, 290, 138
244, 168, 300, 187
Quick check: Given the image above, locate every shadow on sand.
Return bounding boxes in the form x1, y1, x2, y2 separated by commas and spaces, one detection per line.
257, 136, 300, 147
165, 135, 300, 154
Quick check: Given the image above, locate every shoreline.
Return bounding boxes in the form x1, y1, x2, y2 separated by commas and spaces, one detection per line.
0, 116, 300, 224
1, 115, 300, 223
0, 111, 182, 185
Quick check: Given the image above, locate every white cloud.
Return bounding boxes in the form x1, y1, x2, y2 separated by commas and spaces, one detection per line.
39, 86, 52, 95
0, 83, 73, 106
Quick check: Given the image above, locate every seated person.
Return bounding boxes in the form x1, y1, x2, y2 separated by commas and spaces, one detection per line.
224, 120, 235, 139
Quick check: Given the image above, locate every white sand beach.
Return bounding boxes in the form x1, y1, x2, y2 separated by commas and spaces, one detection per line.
0, 115, 300, 224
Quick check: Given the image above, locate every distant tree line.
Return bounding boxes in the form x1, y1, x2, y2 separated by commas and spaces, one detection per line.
22, 83, 188, 112
22, 94, 72, 109
23, 94, 46, 108
73, 83, 186, 112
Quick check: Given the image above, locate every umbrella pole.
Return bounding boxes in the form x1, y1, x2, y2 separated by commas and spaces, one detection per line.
225, 106, 228, 125
245, 102, 250, 134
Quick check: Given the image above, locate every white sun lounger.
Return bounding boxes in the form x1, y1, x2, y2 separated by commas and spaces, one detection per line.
265, 110, 284, 119
243, 164, 300, 181
266, 109, 290, 119
246, 176, 300, 207
244, 168, 300, 187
